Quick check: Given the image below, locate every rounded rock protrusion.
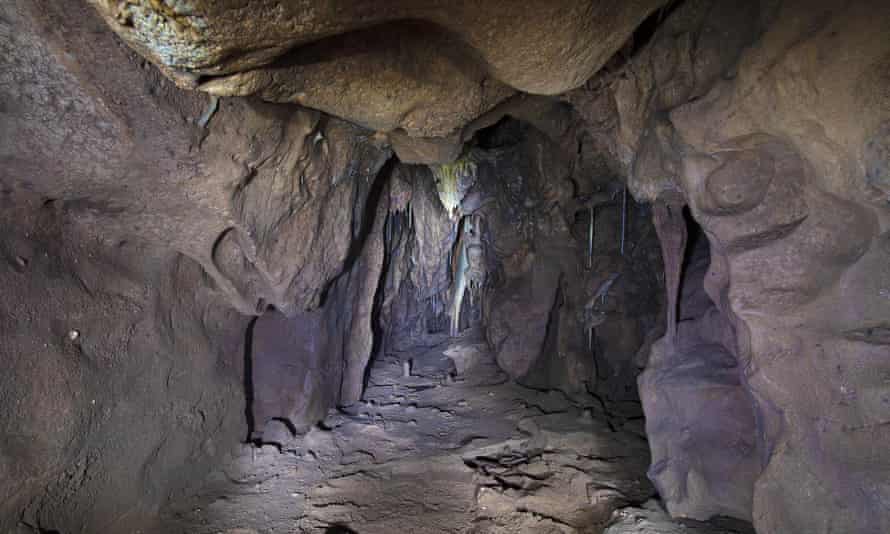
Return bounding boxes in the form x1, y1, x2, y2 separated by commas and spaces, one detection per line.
702, 149, 774, 216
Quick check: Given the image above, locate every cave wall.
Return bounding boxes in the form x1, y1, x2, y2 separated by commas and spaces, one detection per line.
668, 3, 890, 531
1, 1, 391, 530
640, 216, 762, 521
588, 0, 890, 532
250, 167, 389, 435
0, 192, 247, 533
477, 118, 663, 398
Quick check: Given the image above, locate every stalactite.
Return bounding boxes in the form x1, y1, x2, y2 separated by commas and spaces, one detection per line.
450, 219, 471, 337
431, 154, 478, 219
583, 189, 621, 270
197, 95, 219, 128
620, 185, 627, 256
448, 214, 486, 337
584, 271, 619, 363
590, 272, 621, 308
587, 205, 595, 270
652, 197, 687, 352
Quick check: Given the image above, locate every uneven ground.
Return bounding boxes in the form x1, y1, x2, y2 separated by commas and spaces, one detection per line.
151, 332, 753, 534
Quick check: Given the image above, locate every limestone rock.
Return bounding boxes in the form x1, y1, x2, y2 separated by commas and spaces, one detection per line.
643, 1, 890, 532
88, 0, 666, 137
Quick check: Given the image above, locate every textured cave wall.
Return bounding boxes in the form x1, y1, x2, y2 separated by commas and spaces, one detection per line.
559, 0, 773, 525
203, 103, 390, 316
639, 217, 762, 521
1, 1, 392, 530
473, 114, 663, 401
0, 192, 247, 533
1, 0, 391, 318
580, 0, 890, 532
667, 3, 890, 531
250, 166, 390, 435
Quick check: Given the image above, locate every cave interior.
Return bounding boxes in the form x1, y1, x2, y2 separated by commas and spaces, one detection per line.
2, 1, 890, 533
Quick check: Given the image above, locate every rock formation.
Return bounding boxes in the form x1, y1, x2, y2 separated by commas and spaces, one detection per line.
622, 1, 890, 531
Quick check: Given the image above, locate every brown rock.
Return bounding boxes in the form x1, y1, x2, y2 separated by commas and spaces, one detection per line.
88, 0, 665, 137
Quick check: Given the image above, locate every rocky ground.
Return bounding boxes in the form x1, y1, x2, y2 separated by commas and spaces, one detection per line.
149, 332, 753, 534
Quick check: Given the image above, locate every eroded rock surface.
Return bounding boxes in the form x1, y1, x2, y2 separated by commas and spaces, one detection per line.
153, 336, 667, 534
605, 501, 754, 534
87, 0, 665, 139
0, 189, 247, 533
640, 226, 761, 521
668, 2, 890, 527
621, 1, 890, 532
1, 1, 391, 530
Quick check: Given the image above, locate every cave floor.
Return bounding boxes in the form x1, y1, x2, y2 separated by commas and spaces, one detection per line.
150, 333, 753, 534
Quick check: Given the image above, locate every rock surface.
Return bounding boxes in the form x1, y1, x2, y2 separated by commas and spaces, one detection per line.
619, 1, 890, 532
639, 227, 761, 522
1, 1, 389, 530
0, 188, 247, 533
604, 501, 753, 534
88, 0, 665, 138
668, 2, 890, 529
149, 335, 726, 534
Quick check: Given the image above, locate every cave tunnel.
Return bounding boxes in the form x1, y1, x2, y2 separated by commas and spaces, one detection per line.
2, 1, 890, 533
